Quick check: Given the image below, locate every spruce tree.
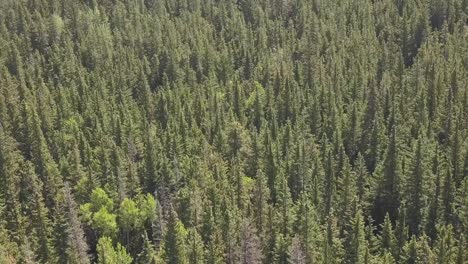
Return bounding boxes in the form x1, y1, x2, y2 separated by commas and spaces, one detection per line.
372, 127, 400, 224
64, 184, 90, 264
406, 138, 426, 236
186, 228, 205, 264
343, 209, 367, 264
162, 210, 188, 264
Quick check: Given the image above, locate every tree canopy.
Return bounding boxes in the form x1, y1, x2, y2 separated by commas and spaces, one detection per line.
0, 0, 466, 262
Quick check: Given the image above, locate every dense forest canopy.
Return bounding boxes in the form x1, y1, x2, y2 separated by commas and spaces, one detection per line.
0, 0, 467, 263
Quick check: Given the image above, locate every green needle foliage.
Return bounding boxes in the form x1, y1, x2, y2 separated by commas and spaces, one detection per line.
0, 0, 466, 262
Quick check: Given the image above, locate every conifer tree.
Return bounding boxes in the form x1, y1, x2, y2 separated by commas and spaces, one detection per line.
401, 236, 419, 264
290, 235, 307, 264
373, 127, 400, 224
343, 209, 367, 264
442, 167, 455, 225
136, 231, 156, 264
186, 228, 205, 264
162, 210, 188, 264
64, 184, 90, 264
0, 127, 23, 240
380, 213, 396, 256
406, 138, 426, 236
240, 219, 263, 264
0, 0, 466, 261
434, 225, 456, 264
426, 147, 442, 242
252, 169, 269, 241
322, 217, 343, 264
394, 208, 408, 261
455, 234, 465, 264
323, 150, 335, 219
20, 160, 58, 263
296, 193, 322, 263
264, 130, 277, 202
338, 160, 356, 229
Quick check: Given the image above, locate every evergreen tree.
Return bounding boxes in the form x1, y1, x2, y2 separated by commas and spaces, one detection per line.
401, 236, 419, 264
239, 219, 263, 264
442, 166, 455, 225
426, 147, 442, 242
323, 150, 335, 218
186, 228, 205, 264
434, 225, 456, 264
322, 217, 343, 264
406, 138, 426, 236
0, 127, 23, 240
136, 231, 156, 264
0, 0, 465, 261
296, 193, 322, 263
252, 169, 269, 238
380, 213, 396, 256
162, 210, 188, 264
394, 208, 408, 261
343, 209, 367, 264
372, 127, 400, 224
64, 184, 90, 264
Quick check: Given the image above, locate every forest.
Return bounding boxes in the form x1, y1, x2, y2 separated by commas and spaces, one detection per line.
0, 0, 467, 263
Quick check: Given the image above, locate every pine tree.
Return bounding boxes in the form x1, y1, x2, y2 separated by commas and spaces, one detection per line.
426, 147, 442, 242
406, 138, 426, 236
343, 209, 367, 264
442, 167, 455, 225
337, 159, 356, 229
136, 231, 156, 264
323, 150, 335, 219
276, 169, 294, 240
64, 184, 90, 264
290, 235, 307, 264
162, 210, 188, 264
344, 103, 360, 163
27, 104, 62, 209
417, 234, 436, 263
296, 193, 322, 263
232, 80, 245, 123
355, 154, 372, 210
323, 217, 343, 264
0, 0, 466, 262
264, 130, 277, 202
186, 228, 205, 264
239, 219, 263, 264
380, 213, 396, 256
274, 233, 291, 264
360, 84, 378, 172
0, 226, 19, 264
144, 127, 159, 194
0, 127, 23, 241
372, 127, 400, 224
253, 83, 263, 130
401, 236, 418, 264
434, 225, 456, 264
455, 234, 465, 264
20, 160, 58, 263
252, 169, 269, 242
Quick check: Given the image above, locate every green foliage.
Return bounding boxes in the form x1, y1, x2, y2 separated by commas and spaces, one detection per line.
93, 207, 118, 237
96, 237, 133, 264
90, 188, 114, 213
119, 198, 140, 231
0, 227, 19, 264
162, 212, 188, 264
0, 0, 466, 261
